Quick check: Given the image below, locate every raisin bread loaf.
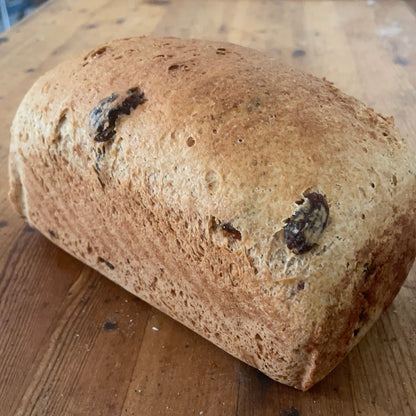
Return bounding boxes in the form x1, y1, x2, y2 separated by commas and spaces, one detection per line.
9, 37, 416, 390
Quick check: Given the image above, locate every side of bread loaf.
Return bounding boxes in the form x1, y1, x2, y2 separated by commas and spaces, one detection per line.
9, 37, 416, 390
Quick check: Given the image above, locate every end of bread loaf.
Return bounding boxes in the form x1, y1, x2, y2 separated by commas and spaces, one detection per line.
8, 132, 28, 220
8, 36, 416, 390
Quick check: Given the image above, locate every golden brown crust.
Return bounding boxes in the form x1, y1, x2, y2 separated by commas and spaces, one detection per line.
8, 36, 416, 390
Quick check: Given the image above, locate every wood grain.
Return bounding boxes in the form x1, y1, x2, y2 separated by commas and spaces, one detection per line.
0, 1, 415, 415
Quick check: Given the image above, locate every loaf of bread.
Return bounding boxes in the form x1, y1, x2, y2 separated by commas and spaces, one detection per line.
9, 36, 416, 390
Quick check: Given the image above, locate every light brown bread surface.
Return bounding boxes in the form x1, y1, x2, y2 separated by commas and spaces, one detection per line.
8, 36, 416, 390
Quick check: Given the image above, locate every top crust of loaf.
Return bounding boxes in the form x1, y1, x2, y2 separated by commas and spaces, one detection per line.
9, 37, 416, 390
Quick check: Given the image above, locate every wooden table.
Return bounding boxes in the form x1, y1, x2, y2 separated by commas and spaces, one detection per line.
1, 1, 415, 415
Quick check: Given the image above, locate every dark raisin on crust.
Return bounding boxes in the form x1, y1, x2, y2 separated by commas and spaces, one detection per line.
284, 192, 329, 254
98, 256, 115, 270
88, 87, 146, 142
363, 260, 376, 280
94, 146, 106, 171
221, 222, 242, 241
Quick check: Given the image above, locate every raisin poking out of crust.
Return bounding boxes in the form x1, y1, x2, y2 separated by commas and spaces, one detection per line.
221, 222, 242, 241
284, 192, 329, 254
88, 87, 146, 142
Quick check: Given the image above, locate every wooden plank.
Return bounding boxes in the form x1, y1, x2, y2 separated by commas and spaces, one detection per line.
0, 227, 84, 415
332, 0, 416, 143
13, 268, 152, 416
0, 0, 415, 415
121, 310, 240, 415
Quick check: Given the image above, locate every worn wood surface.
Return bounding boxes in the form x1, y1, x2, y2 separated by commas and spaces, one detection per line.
1, 1, 415, 415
